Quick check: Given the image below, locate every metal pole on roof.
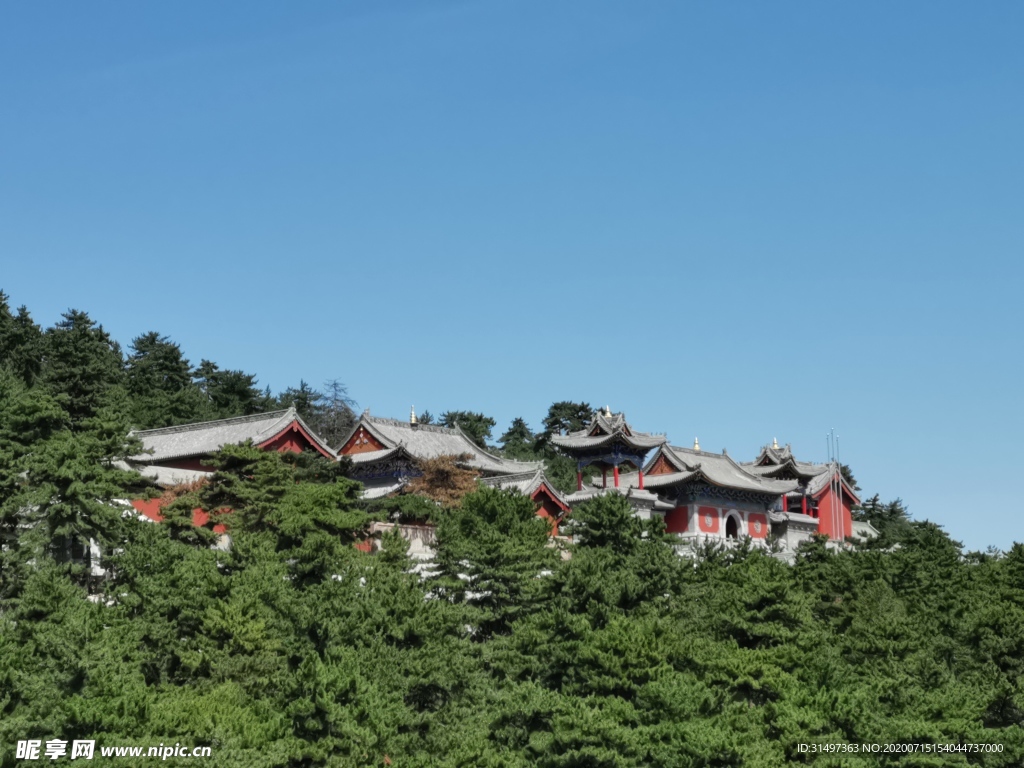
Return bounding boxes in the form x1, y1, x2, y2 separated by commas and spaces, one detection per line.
828, 429, 838, 545
832, 431, 840, 545
825, 432, 830, 534
836, 435, 844, 545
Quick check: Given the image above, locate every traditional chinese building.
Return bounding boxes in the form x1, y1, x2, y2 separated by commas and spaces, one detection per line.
550, 407, 667, 491
480, 468, 571, 533
338, 409, 544, 494
638, 441, 801, 543
741, 440, 861, 541
125, 407, 335, 527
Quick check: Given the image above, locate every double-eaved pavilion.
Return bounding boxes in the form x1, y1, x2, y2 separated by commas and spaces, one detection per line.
550, 406, 666, 491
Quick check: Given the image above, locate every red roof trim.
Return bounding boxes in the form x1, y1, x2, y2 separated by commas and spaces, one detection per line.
257, 420, 335, 460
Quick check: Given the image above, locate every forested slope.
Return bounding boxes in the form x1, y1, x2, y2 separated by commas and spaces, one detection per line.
2, 293, 1022, 766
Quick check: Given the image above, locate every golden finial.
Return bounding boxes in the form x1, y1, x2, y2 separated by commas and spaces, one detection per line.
693, 437, 700, 451
604, 404, 612, 417
772, 437, 779, 449
410, 406, 417, 426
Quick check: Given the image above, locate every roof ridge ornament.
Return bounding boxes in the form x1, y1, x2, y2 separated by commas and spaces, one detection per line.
410, 405, 417, 426
773, 437, 779, 449
693, 437, 700, 451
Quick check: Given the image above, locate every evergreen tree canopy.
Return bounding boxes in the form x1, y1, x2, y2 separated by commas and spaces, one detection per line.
41, 309, 125, 427
440, 410, 497, 448
0, 292, 43, 386
124, 332, 207, 428
538, 401, 594, 449
194, 359, 266, 419
499, 416, 537, 459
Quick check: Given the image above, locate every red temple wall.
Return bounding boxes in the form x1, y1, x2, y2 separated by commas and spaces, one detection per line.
532, 487, 569, 536
698, 506, 720, 534
747, 512, 768, 539
815, 485, 853, 540
131, 498, 227, 534
665, 505, 689, 533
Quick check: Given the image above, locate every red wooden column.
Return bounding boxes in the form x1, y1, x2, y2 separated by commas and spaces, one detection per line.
602, 468, 607, 488
638, 469, 645, 490
577, 471, 583, 492
613, 465, 620, 488
782, 495, 788, 512
801, 495, 808, 515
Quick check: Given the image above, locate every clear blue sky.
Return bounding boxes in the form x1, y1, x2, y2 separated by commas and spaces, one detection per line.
2, 2, 1021, 551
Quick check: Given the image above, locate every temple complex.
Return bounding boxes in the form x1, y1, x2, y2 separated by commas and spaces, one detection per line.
122, 403, 872, 556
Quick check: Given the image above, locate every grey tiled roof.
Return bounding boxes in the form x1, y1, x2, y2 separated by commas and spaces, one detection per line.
742, 447, 860, 504
593, 469, 698, 490
347, 446, 406, 465
561, 485, 660, 505
563, 487, 610, 503
552, 432, 667, 450
114, 461, 209, 488
360, 480, 408, 499
641, 445, 799, 495
743, 456, 829, 482
805, 464, 860, 502
344, 415, 542, 476
769, 510, 819, 528
551, 411, 667, 452
130, 408, 336, 463
480, 468, 570, 509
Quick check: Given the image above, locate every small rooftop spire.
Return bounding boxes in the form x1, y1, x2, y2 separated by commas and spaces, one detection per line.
693, 436, 700, 451
772, 437, 779, 449
410, 405, 417, 426
604, 404, 612, 418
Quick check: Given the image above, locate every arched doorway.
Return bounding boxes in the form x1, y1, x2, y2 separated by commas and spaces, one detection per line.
725, 515, 739, 539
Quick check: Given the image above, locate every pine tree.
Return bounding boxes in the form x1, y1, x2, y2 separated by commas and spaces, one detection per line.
405, 454, 480, 508
432, 486, 559, 639
40, 309, 125, 427
537, 401, 594, 450
278, 379, 324, 423
0, 292, 44, 386
499, 417, 537, 460
125, 332, 207, 428
193, 360, 264, 418
440, 410, 497, 448
315, 378, 357, 447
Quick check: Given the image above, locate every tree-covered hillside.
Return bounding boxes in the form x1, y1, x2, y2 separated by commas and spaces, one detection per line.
1, 292, 1022, 766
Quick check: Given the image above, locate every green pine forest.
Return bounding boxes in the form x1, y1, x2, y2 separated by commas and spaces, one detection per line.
1, 294, 1022, 767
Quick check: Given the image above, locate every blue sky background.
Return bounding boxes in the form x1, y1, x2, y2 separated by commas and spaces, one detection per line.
2, 2, 1021, 551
